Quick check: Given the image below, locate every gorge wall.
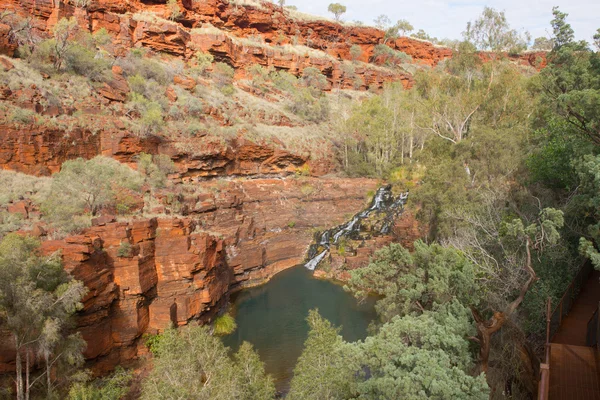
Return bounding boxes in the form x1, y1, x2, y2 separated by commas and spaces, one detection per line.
0, 176, 386, 374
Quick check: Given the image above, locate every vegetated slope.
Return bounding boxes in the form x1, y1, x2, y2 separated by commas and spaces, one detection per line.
0, 0, 553, 392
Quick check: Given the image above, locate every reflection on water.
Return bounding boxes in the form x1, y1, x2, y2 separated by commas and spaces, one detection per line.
223, 266, 376, 393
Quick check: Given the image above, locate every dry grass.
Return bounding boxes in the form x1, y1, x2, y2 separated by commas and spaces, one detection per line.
131, 11, 174, 25
190, 23, 226, 36
229, 0, 269, 10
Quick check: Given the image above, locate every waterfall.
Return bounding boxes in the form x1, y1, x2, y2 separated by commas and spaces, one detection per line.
304, 185, 408, 271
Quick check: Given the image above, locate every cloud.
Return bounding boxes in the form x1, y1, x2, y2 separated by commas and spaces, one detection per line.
287, 0, 599, 43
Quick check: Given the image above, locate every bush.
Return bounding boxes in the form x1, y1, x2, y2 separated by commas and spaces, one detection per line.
167, 0, 182, 21
191, 51, 214, 77
65, 43, 111, 81
137, 152, 176, 189
68, 367, 132, 400
271, 70, 298, 92
213, 62, 235, 88
0, 170, 51, 207
289, 88, 330, 123
9, 107, 36, 125
118, 49, 173, 85
301, 67, 328, 92
350, 44, 362, 61
213, 313, 237, 335
126, 93, 165, 136
372, 44, 413, 67
117, 242, 133, 257
42, 157, 144, 233
30, 19, 112, 81
246, 64, 271, 92
220, 83, 235, 96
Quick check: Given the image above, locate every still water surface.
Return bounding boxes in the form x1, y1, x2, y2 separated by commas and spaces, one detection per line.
223, 266, 376, 392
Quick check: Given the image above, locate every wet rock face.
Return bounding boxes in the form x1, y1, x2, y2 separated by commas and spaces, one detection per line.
0, 177, 380, 374
305, 185, 408, 271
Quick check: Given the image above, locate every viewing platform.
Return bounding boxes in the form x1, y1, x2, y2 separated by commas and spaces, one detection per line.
539, 266, 600, 399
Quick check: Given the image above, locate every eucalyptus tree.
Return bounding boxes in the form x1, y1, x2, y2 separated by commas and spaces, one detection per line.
0, 234, 87, 400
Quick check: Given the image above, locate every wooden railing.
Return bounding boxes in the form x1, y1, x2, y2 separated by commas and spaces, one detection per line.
538, 261, 593, 400
547, 261, 593, 340
586, 302, 600, 348
538, 298, 551, 400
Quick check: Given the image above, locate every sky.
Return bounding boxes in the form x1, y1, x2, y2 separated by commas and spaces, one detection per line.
287, 0, 600, 44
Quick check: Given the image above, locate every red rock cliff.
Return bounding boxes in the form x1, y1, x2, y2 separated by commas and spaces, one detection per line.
0, 177, 380, 374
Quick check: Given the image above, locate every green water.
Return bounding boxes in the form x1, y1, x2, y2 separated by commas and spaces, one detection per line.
223, 266, 376, 392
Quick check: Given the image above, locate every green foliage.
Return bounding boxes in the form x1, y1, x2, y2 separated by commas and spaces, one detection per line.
126, 93, 165, 136
30, 18, 111, 81
353, 303, 489, 399
347, 242, 480, 322
192, 51, 214, 77
537, 8, 600, 145
287, 310, 358, 400
289, 88, 329, 123
42, 157, 143, 232
9, 107, 36, 125
349, 44, 362, 61
372, 44, 413, 67
0, 234, 87, 399
213, 62, 235, 89
213, 314, 237, 336
68, 367, 132, 400
118, 50, 173, 86
137, 153, 176, 189
0, 170, 50, 207
463, 7, 530, 53
383, 19, 414, 42
167, 0, 182, 21
271, 70, 298, 92
327, 3, 346, 21
117, 242, 132, 258
246, 64, 271, 92
531, 36, 554, 51
141, 325, 274, 400
300, 67, 328, 92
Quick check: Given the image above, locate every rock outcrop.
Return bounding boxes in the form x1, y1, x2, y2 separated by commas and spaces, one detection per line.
0, 177, 380, 374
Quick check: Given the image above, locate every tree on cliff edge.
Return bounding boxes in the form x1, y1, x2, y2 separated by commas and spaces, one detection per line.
327, 3, 346, 22
0, 234, 87, 400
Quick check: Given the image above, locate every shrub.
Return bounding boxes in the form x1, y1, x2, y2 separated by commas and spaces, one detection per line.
68, 367, 132, 400
30, 18, 111, 81
65, 43, 111, 81
118, 50, 173, 85
126, 93, 165, 136
117, 242, 133, 257
271, 70, 298, 92
220, 84, 235, 96
42, 157, 144, 233
301, 67, 328, 92
372, 44, 413, 67
350, 44, 362, 61
289, 88, 330, 123
137, 152, 176, 189
71, 0, 91, 8
213, 314, 237, 335
0, 170, 51, 207
191, 51, 214, 77
213, 62, 235, 88
246, 64, 271, 92
0, 211, 24, 239
9, 107, 36, 125
167, 0, 182, 21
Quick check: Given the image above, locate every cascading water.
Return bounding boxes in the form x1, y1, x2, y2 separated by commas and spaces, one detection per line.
304, 185, 408, 271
